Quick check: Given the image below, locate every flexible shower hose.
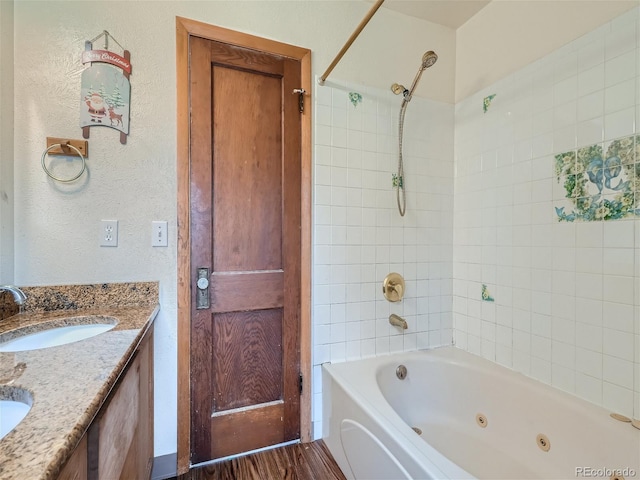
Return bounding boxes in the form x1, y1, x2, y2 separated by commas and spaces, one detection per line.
396, 101, 408, 217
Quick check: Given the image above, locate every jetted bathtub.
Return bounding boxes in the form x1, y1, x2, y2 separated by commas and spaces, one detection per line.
323, 347, 640, 479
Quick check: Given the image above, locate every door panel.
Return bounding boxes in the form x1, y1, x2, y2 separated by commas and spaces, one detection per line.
189, 35, 301, 464
209, 402, 284, 459
210, 271, 283, 313
212, 309, 283, 411
212, 66, 283, 273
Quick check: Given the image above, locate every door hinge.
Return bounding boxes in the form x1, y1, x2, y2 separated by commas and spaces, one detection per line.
292, 88, 306, 113
299, 373, 303, 395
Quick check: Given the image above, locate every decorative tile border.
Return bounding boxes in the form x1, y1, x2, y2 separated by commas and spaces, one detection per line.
481, 284, 494, 302
483, 94, 496, 113
392, 173, 403, 188
348, 92, 362, 107
554, 134, 640, 222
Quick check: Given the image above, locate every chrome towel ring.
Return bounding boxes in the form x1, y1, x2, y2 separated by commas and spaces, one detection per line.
41, 143, 87, 183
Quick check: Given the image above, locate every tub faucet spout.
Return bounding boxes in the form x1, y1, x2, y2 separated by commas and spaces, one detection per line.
389, 313, 407, 329
0, 285, 27, 312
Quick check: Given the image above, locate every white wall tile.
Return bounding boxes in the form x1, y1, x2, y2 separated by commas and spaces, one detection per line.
552, 363, 576, 393
577, 118, 604, 146
605, 50, 636, 87
318, 7, 639, 442
576, 372, 603, 405
602, 248, 634, 276
603, 301, 634, 333
554, 76, 578, 105
576, 322, 603, 352
578, 37, 605, 72
603, 381, 634, 416
578, 64, 605, 97
604, 78, 636, 114
576, 347, 603, 378
577, 90, 604, 122
577, 222, 604, 247
553, 126, 577, 152
604, 221, 635, 248
576, 248, 604, 274
605, 17, 637, 60
604, 107, 635, 139
603, 275, 635, 304
576, 298, 604, 326
603, 355, 634, 389
313, 80, 455, 438
576, 272, 604, 300
454, 6, 639, 421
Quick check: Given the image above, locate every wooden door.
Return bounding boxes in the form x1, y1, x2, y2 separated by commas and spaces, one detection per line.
188, 35, 302, 464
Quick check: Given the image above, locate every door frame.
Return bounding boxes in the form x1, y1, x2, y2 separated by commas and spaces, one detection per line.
176, 16, 312, 474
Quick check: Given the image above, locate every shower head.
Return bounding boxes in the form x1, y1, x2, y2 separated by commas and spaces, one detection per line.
421, 51, 438, 70
405, 50, 438, 102
391, 50, 438, 102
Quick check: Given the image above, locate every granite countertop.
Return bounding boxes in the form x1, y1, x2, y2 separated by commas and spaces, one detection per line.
0, 283, 159, 480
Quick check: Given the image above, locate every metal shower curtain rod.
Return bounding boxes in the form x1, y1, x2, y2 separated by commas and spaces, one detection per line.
318, 0, 385, 85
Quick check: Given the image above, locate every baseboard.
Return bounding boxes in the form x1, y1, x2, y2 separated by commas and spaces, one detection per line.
151, 453, 177, 480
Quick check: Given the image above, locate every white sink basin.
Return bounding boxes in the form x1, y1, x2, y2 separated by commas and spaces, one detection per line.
0, 317, 117, 352
0, 386, 32, 440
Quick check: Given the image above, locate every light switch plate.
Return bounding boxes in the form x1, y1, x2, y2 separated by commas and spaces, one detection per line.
152, 221, 168, 247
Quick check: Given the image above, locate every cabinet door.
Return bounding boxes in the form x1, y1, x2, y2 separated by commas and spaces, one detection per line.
97, 357, 140, 480
85, 327, 154, 480
118, 332, 154, 479
137, 327, 154, 479
57, 435, 87, 480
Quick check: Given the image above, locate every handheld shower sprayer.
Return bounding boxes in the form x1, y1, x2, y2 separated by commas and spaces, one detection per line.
390, 50, 438, 217
421, 50, 438, 69
391, 50, 438, 102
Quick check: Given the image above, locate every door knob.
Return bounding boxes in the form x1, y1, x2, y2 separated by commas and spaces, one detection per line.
196, 267, 210, 309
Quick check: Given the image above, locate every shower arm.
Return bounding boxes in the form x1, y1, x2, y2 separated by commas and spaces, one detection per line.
318, 0, 385, 85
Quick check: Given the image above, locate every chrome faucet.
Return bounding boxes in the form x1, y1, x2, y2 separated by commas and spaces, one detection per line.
0, 285, 27, 310
389, 313, 407, 329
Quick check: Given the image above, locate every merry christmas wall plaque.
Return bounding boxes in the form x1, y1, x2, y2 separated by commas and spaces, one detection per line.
79, 31, 131, 145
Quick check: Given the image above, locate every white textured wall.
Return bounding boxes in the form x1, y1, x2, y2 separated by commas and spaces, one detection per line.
455, 0, 638, 102
311, 78, 454, 437
454, 7, 640, 418
12, 1, 180, 456
0, 0, 14, 284
9, 0, 455, 457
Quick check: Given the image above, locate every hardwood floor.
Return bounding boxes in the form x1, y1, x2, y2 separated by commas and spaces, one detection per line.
173, 440, 346, 480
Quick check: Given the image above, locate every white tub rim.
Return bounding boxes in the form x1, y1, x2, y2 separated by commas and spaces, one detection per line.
323, 347, 475, 479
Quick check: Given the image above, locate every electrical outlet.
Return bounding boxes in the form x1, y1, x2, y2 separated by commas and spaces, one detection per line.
152, 221, 168, 247
100, 220, 118, 247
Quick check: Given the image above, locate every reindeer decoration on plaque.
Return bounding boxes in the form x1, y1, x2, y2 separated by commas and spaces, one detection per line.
79, 31, 131, 144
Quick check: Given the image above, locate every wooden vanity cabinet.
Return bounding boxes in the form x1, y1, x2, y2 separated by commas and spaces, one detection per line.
57, 325, 154, 480
57, 435, 87, 480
